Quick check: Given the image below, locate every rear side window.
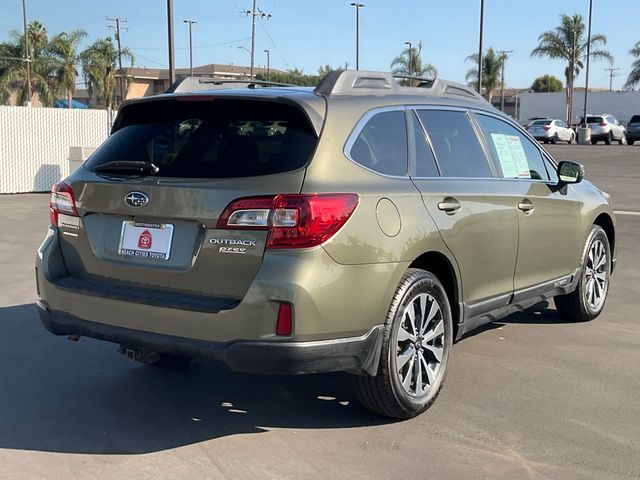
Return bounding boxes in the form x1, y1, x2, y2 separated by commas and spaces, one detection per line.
86, 99, 318, 178
349, 110, 408, 176
475, 114, 549, 181
416, 110, 492, 178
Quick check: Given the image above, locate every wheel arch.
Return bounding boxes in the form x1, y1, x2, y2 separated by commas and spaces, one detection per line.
593, 212, 615, 259
409, 251, 461, 336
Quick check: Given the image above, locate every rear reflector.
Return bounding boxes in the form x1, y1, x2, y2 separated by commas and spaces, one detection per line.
217, 193, 359, 249
276, 302, 293, 336
50, 181, 78, 226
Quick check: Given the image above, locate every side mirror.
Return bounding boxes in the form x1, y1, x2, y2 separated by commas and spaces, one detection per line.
557, 160, 584, 185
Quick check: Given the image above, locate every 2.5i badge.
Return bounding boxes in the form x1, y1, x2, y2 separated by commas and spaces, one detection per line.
209, 237, 256, 255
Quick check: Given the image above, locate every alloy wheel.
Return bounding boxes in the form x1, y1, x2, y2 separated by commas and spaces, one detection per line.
584, 239, 608, 311
396, 293, 445, 396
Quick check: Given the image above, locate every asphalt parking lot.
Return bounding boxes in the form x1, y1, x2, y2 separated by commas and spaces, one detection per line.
0, 144, 638, 480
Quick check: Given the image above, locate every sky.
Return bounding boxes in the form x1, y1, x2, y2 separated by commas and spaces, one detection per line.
2, 0, 639, 90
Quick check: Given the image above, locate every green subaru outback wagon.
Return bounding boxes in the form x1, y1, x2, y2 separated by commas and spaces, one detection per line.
36, 71, 616, 419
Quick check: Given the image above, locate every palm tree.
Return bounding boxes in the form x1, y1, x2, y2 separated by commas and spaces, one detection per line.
49, 30, 87, 108
465, 47, 504, 102
531, 14, 612, 124
623, 41, 640, 90
0, 23, 58, 106
390, 41, 437, 86
81, 37, 133, 109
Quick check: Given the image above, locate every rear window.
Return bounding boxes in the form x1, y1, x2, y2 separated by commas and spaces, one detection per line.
586, 116, 603, 124
629, 115, 640, 124
86, 99, 318, 178
531, 120, 552, 126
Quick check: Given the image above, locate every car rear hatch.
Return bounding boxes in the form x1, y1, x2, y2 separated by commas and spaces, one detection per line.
52, 95, 323, 308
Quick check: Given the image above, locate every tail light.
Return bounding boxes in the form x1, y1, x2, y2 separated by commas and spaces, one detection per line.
599, 120, 607, 127
543, 125, 551, 130
217, 193, 359, 249
50, 181, 78, 226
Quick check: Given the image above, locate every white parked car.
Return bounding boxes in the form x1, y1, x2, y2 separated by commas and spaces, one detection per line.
582, 114, 627, 145
526, 118, 575, 144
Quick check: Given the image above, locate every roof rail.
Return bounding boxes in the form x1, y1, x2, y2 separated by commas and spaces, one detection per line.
166, 76, 296, 93
314, 70, 486, 103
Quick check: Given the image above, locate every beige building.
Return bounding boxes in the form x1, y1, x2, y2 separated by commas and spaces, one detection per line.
124, 63, 282, 101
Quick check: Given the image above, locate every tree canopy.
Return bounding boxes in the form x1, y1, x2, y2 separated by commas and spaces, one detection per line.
531, 74, 563, 92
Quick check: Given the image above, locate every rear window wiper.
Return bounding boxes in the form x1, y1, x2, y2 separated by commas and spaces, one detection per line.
93, 161, 159, 176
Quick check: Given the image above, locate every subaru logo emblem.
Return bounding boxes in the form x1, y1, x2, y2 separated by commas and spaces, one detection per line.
125, 192, 149, 208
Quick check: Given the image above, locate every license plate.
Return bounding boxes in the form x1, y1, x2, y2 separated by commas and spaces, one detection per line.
118, 221, 174, 260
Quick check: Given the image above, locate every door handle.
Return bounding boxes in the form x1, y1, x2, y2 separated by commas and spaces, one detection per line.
517, 198, 534, 214
437, 197, 461, 214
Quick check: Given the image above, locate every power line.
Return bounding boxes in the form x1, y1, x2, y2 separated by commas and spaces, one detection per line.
257, 18, 289, 69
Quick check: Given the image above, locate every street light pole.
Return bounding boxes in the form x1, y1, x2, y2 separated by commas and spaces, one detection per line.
264, 49, 270, 81
350, 3, 364, 70
183, 20, 197, 77
582, 0, 593, 127
21, 0, 32, 105
167, 0, 176, 85
497, 49, 513, 112
477, 0, 484, 95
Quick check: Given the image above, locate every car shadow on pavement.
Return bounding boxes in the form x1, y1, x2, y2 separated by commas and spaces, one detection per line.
459, 300, 577, 340
0, 304, 391, 455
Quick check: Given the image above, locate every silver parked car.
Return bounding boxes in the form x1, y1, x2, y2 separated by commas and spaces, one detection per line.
583, 114, 627, 145
527, 118, 575, 144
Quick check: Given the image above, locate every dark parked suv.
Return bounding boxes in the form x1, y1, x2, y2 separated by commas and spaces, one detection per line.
626, 115, 640, 145
36, 71, 616, 419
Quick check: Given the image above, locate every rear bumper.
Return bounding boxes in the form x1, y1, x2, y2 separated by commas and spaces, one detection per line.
37, 302, 384, 375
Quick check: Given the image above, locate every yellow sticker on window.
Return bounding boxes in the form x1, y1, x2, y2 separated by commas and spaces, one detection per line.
490, 133, 531, 178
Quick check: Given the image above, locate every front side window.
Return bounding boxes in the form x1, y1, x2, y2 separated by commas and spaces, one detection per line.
349, 110, 408, 176
416, 110, 492, 178
475, 114, 550, 181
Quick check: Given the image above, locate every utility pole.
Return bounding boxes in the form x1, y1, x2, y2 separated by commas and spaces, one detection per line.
183, 20, 197, 76
350, 3, 364, 70
167, 0, 176, 85
497, 49, 513, 112
404, 42, 412, 76
107, 16, 128, 104
245, 0, 271, 80
568, 29, 577, 125
21, 0, 31, 105
264, 49, 270, 81
477, 0, 484, 95
605, 66, 619, 91
582, 0, 593, 127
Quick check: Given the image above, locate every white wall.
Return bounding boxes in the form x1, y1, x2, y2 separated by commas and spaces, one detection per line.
0, 107, 112, 194
519, 91, 640, 125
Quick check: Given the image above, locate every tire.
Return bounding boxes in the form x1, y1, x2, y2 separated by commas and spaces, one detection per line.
149, 353, 193, 369
551, 134, 558, 144
354, 269, 453, 419
605, 132, 612, 145
554, 225, 611, 322
590, 139, 598, 145
619, 133, 627, 145
628, 140, 635, 146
